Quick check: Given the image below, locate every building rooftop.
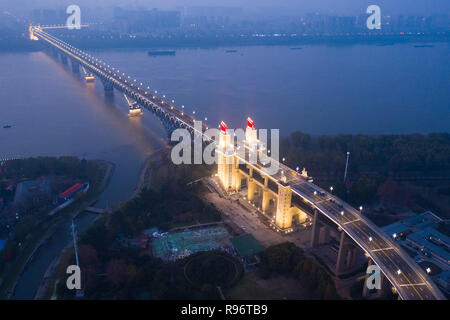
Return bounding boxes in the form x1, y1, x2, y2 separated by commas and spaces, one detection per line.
382, 221, 410, 237
406, 227, 450, 262
403, 211, 442, 229
13, 178, 51, 205
382, 211, 443, 237
230, 234, 264, 257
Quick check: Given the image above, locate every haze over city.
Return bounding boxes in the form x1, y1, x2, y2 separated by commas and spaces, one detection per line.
0, 0, 448, 308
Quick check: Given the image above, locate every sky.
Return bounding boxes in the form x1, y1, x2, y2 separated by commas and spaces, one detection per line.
2, 0, 449, 16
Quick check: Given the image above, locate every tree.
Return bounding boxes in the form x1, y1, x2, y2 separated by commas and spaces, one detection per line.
106, 259, 128, 287
78, 244, 100, 290
14, 215, 36, 241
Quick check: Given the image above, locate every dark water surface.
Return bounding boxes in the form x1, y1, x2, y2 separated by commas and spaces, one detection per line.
0, 42, 448, 299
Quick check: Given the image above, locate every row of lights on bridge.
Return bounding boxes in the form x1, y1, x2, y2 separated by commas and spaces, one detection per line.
35, 28, 435, 287
41, 29, 206, 121
39, 29, 297, 167
43, 30, 366, 221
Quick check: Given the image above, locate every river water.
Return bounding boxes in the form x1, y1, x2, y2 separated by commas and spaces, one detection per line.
0, 43, 448, 299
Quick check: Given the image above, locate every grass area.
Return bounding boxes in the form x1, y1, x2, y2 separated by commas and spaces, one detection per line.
184, 251, 241, 288
226, 272, 310, 300
226, 274, 282, 300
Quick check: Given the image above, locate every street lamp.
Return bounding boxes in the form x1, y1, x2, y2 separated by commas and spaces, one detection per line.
397, 269, 402, 275
340, 211, 344, 216
426, 268, 431, 274
330, 186, 334, 193
359, 206, 363, 213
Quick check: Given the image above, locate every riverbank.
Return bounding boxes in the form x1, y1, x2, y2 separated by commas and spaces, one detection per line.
31, 32, 450, 51
33, 151, 161, 299
1, 160, 115, 299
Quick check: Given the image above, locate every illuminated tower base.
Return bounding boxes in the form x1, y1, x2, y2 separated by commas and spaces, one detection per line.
217, 122, 234, 190
275, 184, 293, 230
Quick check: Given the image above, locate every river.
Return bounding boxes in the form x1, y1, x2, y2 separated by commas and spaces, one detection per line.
0, 42, 448, 299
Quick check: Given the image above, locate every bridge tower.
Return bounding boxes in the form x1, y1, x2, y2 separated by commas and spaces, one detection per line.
243, 117, 263, 199
245, 117, 257, 146
275, 183, 293, 229
217, 121, 234, 191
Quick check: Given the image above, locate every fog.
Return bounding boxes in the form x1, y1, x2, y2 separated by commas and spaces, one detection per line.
1, 0, 449, 17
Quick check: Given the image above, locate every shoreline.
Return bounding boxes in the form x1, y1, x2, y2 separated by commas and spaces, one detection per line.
33, 150, 164, 299
4, 160, 115, 300
1, 33, 447, 53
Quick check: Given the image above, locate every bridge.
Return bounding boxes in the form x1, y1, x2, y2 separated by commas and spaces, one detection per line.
30, 26, 445, 300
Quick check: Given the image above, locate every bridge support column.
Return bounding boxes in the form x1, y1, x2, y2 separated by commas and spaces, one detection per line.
362, 259, 373, 298
336, 231, 350, 274
262, 177, 270, 212
362, 259, 392, 299
319, 226, 330, 244
275, 184, 293, 230
50, 47, 58, 58
60, 53, 68, 65
262, 190, 270, 212
232, 157, 241, 191
247, 178, 255, 201
310, 209, 320, 248
102, 80, 114, 97
71, 60, 80, 73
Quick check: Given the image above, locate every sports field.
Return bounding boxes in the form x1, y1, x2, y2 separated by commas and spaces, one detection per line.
152, 226, 230, 261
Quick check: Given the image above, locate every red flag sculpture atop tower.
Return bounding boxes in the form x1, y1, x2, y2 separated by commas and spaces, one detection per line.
220, 121, 228, 134
247, 117, 255, 129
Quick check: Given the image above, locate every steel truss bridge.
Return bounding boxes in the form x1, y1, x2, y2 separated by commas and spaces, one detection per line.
31, 26, 445, 300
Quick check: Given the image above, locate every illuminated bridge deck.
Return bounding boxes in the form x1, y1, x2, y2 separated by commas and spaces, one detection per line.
32, 26, 445, 300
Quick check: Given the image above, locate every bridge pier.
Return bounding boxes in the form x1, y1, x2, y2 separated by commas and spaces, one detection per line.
71, 60, 80, 73
262, 189, 270, 212
336, 231, 351, 274
311, 209, 320, 247
362, 259, 394, 299
247, 177, 255, 201
336, 231, 361, 275
60, 53, 68, 65
261, 176, 270, 212
232, 159, 242, 191
102, 80, 114, 97
362, 259, 373, 298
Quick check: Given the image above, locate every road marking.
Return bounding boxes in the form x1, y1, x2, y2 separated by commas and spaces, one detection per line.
371, 247, 394, 252
399, 283, 427, 287
343, 219, 361, 225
